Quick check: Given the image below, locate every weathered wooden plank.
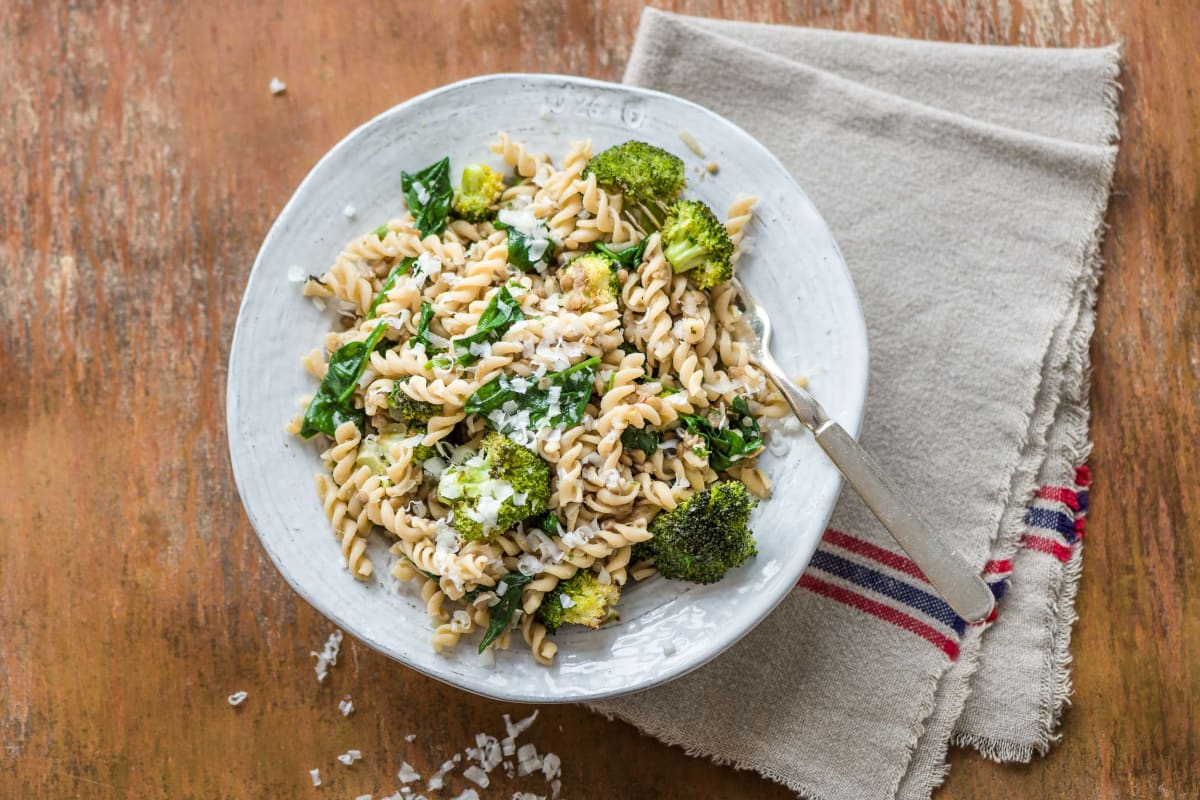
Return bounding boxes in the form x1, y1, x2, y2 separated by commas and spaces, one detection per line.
0, 1, 1195, 797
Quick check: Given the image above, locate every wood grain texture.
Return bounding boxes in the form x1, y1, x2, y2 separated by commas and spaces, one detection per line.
1, 1, 1196, 798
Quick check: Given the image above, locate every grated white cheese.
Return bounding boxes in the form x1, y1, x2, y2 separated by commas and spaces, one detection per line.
517, 554, 543, 576
426, 760, 456, 791
516, 742, 542, 776
338, 695, 354, 716
449, 791, 479, 800
462, 765, 489, 788
405, 734, 417, 743
311, 629, 343, 682
397, 762, 421, 783
412, 181, 431, 205
411, 251, 443, 289
287, 265, 306, 283
269, 76, 287, 95
557, 594, 576, 609
497, 207, 552, 270
343, 204, 357, 218
504, 710, 539, 740
337, 749, 363, 766
541, 752, 562, 781
308, 768, 321, 786
227, 690, 247, 706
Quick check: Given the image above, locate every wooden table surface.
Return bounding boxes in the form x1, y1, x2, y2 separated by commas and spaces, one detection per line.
3, 1, 1197, 798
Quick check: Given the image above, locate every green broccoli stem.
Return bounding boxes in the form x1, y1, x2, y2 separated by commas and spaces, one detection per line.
664, 237, 706, 274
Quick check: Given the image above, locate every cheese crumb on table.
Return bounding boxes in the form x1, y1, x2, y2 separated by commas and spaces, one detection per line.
269, 76, 287, 95
227, 690, 247, 706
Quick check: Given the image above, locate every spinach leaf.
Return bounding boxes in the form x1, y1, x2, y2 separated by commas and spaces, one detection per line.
594, 236, 649, 269
366, 257, 416, 319
620, 425, 661, 456
300, 324, 389, 438
466, 356, 600, 434
495, 218, 552, 272
401, 157, 453, 238
532, 511, 561, 536
678, 395, 763, 471
371, 223, 391, 241
446, 286, 524, 366
478, 573, 533, 653
408, 301, 441, 352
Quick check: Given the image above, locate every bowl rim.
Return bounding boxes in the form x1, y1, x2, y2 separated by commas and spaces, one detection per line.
226, 72, 869, 703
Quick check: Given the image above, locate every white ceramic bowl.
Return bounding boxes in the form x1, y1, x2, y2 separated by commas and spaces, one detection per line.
227, 74, 868, 702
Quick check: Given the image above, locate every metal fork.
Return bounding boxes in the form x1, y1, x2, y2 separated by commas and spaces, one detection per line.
732, 277, 995, 623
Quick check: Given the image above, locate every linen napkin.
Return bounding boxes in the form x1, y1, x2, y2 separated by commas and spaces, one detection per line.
592, 10, 1118, 799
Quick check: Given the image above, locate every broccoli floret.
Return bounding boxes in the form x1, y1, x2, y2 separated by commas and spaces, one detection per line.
437, 432, 551, 541
536, 570, 621, 633
642, 480, 757, 584
387, 381, 442, 425
562, 253, 620, 309
452, 163, 506, 222
660, 200, 735, 289
583, 141, 686, 207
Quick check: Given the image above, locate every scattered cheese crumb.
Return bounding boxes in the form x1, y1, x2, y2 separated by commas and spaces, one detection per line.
338, 696, 354, 716
337, 749, 363, 766
287, 265, 306, 282
462, 765, 489, 788
550, 779, 562, 799
227, 690, 248, 706
426, 760, 456, 791
397, 762, 421, 783
661, 640, 677, 656
405, 734, 417, 743
269, 77, 287, 95
343, 204, 357, 219
517, 742, 542, 776
308, 768, 321, 787
678, 129, 704, 157
503, 710, 539, 739
311, 629, 343, 682
541, 752, 561, 781
450, 791, 479, 800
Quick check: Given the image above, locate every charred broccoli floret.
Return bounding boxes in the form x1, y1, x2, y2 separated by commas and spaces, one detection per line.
638, 480, 757, 584
452, 163, 506, 222
437, 432, 551, 541
660, 200, 735, 289
536, 570, 621, 633
582, 141, 686, 207
387, 381, 442, 426
562, 253, 620, 309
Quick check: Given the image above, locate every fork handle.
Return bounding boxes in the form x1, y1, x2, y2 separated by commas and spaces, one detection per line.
755, 356, 995, 623
811, 420, 995, 623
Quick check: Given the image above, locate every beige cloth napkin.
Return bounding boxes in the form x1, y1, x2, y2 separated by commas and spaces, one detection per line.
592, 10, 1119, 799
